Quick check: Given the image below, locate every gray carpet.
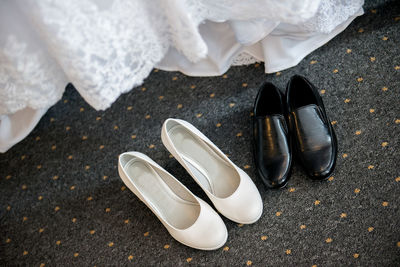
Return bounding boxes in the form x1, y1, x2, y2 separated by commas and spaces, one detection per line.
1, 1, 399, 266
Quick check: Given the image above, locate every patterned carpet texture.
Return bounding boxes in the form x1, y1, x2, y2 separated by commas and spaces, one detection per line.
1, 0, 399, 266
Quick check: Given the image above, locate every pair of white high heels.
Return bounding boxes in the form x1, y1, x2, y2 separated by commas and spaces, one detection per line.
118, 118, 263, 250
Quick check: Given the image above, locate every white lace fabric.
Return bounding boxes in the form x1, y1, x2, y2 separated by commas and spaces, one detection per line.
1, 0, 363, 114
0, 0, 364, 152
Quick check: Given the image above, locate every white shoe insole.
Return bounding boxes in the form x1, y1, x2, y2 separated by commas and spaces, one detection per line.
125, 159, 200, 229
168, 125, 239, 198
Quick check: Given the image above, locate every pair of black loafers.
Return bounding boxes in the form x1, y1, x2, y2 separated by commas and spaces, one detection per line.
253, 75, 338, 189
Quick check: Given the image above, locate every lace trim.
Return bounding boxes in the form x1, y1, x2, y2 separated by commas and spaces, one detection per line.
0, 35, 66, 115
232, 52, 260, 66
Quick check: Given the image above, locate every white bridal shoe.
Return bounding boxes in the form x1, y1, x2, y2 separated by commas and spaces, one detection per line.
161, 118, 263, 224
118, 152, 228, 250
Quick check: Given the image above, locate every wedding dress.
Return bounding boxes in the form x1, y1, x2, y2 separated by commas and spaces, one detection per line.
0, 0, 364, 152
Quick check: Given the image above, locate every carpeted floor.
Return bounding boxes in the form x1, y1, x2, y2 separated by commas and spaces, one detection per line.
1, 1, 399, 266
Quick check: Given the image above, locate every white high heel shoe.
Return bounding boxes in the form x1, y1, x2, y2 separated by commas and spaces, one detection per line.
161, 118, 263, 224
118, 151, 228, 250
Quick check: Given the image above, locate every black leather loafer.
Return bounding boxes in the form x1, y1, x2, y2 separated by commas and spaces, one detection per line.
286, 75, 338, 179
253, 82, 292, 189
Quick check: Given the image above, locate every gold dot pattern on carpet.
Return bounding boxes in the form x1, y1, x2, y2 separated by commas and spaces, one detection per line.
1, 12, 399, 264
